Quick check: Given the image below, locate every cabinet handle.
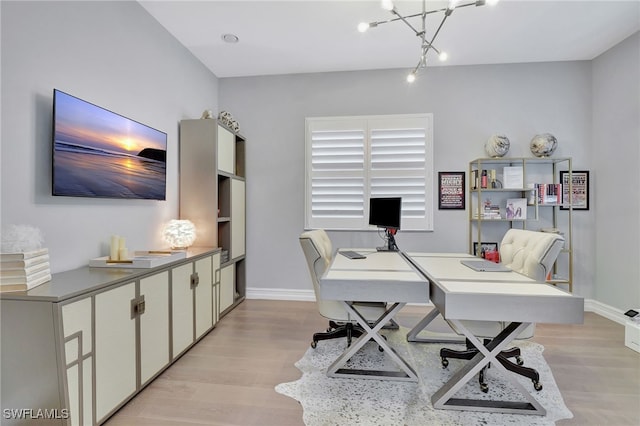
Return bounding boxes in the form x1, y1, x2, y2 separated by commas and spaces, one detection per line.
190, 272, 200, 288
131, 296, 146, 318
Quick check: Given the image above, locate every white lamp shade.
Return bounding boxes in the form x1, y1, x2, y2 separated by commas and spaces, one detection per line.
163, 220, 197, 249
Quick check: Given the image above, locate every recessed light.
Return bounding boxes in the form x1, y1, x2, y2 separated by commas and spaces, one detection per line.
221, 33, 239, 43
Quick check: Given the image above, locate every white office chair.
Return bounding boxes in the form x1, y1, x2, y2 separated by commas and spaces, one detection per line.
440, 228, 565, 392
299, 229, 389, 349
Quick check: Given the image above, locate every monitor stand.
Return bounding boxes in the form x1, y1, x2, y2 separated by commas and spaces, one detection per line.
376, 228, 399, 252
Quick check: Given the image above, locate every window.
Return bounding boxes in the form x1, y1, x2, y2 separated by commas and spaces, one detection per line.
305, 114, 433, 231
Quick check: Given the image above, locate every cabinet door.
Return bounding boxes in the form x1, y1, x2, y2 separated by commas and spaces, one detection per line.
194, 256, 213, 339
212, 253, 221, 325
95, 282, 136, 422
172, 263, 194, 357
220, 264, 235, 313
139, 271, 170, 385
218, 125, 235, 174
62, 297, 93, 426
231, 179, 246, 259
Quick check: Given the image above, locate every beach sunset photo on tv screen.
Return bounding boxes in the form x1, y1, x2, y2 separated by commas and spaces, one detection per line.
52, 89, 167, 200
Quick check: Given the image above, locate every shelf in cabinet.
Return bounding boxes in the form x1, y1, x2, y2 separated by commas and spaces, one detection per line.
218, 217, 231, 223
471, 188, 532, 192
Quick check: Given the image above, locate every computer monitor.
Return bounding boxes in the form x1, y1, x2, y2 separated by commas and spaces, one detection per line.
369, 197, 401, 251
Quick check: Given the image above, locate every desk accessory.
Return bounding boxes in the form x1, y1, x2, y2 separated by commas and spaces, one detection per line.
90, 250, 186, 268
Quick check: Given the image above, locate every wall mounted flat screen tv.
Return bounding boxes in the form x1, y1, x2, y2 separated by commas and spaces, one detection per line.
52, 89, 167, 200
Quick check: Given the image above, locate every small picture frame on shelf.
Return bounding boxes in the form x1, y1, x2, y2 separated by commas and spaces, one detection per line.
473, 242, 499, 257
438, 171, 465, 210
560, 170, 589, 210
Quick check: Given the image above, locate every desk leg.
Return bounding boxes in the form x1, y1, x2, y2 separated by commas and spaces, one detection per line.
431, 321, 546, 416
326, 302, 418, 382
406, 309, 466, 344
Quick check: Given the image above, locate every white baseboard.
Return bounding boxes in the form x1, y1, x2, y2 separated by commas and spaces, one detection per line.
584, 298, 627, 325
247, 288, 628, 326
246, 287, 316, 301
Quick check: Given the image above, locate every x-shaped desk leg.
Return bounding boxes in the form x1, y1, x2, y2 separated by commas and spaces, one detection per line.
326, 301, 418, 382
431, 321, 546, 415
406, 309, 466, 344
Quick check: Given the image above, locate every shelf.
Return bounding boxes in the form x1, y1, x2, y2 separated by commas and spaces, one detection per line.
469, 156, 573, 292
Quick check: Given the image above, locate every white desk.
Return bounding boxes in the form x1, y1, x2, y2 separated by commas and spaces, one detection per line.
405, 252, 536, 343
319, 249, 429, 382
405, 252, 584, 416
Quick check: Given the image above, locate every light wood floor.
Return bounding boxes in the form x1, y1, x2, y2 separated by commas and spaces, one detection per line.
106, 300, 640, 426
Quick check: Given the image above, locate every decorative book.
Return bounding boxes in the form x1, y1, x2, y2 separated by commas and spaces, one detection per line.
1, 248, 51, 292
506, 198, 527, 220
89, 250, 187, 269
503, 166, 524, 189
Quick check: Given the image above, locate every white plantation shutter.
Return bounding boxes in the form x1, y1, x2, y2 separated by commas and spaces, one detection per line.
305, 114, 433, 231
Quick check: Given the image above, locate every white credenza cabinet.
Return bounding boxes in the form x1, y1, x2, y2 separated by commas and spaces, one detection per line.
0, 248, 219, 426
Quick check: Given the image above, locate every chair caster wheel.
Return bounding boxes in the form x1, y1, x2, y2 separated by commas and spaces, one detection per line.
480, 383, 489, 393
311, 341, 317, 349
516, 356, 524, 366
441, 358, 449, 368
533, 381, 543, 391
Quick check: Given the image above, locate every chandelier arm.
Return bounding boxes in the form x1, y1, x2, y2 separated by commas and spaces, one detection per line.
423, 14, 450, 58
392, 10, 423, 36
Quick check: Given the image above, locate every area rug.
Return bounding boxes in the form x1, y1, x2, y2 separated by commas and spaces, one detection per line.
275, 328, 572, 425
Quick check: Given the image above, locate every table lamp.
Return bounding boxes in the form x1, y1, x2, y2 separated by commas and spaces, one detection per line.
162, 219, 196, 250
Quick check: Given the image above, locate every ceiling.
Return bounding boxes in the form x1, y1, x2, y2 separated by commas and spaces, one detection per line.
139, 0, 640, 78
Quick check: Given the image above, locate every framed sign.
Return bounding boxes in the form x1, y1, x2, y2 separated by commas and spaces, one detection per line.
438, 171, 465, 210
473, 242, 498, 257
560, 170, 589, 210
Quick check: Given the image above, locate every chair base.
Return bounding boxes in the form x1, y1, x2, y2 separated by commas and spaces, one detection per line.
440, 339, 542, 392
311, 321, 364, 348
311, 319, 396, 349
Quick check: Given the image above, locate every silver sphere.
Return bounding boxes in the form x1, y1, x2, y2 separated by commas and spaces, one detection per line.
485, 134, 510, 158
530, 133, 558, 157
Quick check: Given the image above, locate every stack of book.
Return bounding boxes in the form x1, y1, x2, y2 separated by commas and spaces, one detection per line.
0, 248, 51, 292
535, 183, 562, 204
473, 200, 501, 219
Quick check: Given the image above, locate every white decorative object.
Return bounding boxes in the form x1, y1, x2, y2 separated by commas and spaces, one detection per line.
162, 220, 197, 249
201, 109, 214, 119
218, 110, 240, 132
110, 235, 119, 260
484, 134, 510, 158
1, 224, 44, 253
530, 133, 558, 157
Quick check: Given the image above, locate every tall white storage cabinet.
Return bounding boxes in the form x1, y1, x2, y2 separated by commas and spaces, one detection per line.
180, 119, 246, 316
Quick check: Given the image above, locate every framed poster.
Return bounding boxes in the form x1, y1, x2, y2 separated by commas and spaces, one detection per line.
473, 242, 499, 257
560, 170, 589, 210
438, 171, 465, 210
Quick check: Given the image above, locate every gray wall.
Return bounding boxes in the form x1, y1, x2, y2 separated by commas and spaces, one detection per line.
1, 1, 218, 273
592, 32, 640, 311
2, 0, 637, 313
219, 61, 599, 300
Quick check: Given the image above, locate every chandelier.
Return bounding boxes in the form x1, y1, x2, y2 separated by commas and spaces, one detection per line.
358, 0, 499, 82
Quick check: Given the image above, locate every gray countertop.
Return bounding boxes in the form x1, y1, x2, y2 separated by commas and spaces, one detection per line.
0, 247, 219, 303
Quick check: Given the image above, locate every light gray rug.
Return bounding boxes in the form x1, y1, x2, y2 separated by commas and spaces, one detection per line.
276, 328, 572, 425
